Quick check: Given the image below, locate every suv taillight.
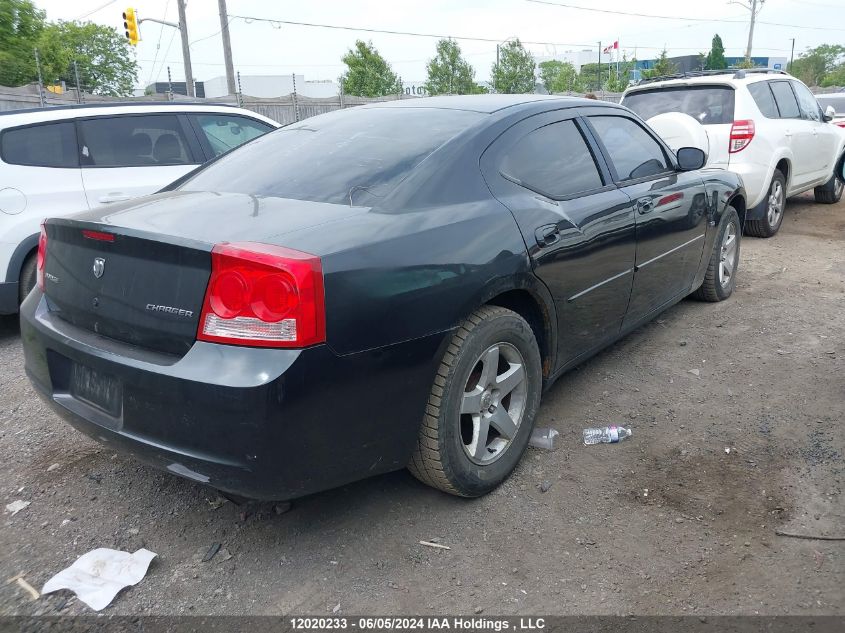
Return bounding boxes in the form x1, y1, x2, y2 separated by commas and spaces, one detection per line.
197, 242, 326, 348
36, 222, 47, 292
729, 119, 755, 153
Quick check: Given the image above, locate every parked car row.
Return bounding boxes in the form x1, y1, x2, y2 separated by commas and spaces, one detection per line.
8, 77, 845, 502
0, 103, 278, 314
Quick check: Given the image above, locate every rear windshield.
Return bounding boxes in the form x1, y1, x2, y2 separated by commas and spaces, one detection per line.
180, 107, 483, 205
622, 86, 735, 125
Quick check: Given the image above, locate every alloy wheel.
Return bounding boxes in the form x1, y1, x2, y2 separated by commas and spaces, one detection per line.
460, 343, 528, 465
835, 176, 844, 199
767, 180, 784, 227
719, 222, 738, 288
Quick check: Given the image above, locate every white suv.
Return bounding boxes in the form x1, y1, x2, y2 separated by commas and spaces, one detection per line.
0, 102, 278, 314
621, 70, 845, 238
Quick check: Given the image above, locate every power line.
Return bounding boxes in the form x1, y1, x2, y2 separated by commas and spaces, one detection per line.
73, 0, 118, 21
146, 0, 172, 87
525, 0, 845, 31
154, 28, 178, 83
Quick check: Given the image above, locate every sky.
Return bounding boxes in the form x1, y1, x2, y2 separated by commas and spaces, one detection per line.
34, 0, 845, 89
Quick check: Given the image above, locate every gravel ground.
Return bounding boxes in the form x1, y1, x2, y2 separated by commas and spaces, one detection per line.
1, 193, 843, 617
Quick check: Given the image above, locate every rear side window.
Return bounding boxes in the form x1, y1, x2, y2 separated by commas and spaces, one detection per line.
499, 120, 603, 198
77, 114, 196, 167
770, 82, 801, 119
589, 116, 670, 181
791, 82, 822, 122
0, 121, 78, 168
748, 82, 779, 118
622, 86, 735, 125
180, 107, 482, 205
192, 114, 273, 157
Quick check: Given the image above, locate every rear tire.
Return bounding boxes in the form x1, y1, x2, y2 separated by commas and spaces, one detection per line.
745, 170, 786, 238
408, 306, 542, 497
813, 169, 844, 204
691, 207, 740, 302
18, 253, 37, 304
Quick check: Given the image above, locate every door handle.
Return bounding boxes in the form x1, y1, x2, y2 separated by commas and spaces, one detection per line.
98, 193, 131, 204
535, 224, 560, 247
784, 129, 792, 137
637, 197, 655, 214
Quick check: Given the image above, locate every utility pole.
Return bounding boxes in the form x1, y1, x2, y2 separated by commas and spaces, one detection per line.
495, 44, 500, 93
789, 37, 795, 72
597, 41, 601, 91
73, 60, 83, 104
33, 48, 45, 107
218, 0, 236, 95
733, 0, 765, 59
176, 0, 195, 97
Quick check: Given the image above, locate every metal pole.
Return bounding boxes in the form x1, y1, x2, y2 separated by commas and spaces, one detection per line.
495, 44, 500, 93
33, 48, 45, 107
291, 73, 299, 122
236, 71, 243, 107
167, 66, 173, 101
176, 0, 195, 97
73, 59, 83, 104
339, 77, 344, 109
789, 38, 795, 72
745, 0, 759, 60
597, 41, 601, 91
218, 0, 236, 95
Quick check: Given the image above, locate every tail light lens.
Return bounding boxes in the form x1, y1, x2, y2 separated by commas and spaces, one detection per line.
36, 222, 47, 292
197, 242, 326, 348
729, 119, 755, 153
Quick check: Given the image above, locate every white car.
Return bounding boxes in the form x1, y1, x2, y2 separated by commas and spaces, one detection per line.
621, 69, 845, 238
0, 102, 279, 314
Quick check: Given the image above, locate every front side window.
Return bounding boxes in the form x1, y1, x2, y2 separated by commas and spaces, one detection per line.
791, 82, 822, 122
748, 82, 779, 118
770, 82, 801, 119
499, 120, 603, 199
0, 121, 78, 168
193, 114, 273, 157
589, 115, 670, 181
77, 114, 195, 167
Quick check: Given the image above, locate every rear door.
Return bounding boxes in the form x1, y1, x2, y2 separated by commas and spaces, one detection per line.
769, 80, 816, 188
481, 111, 636, 365
584, 113, 708, 327
77, 113, 203, 207
186, 113, 275, 159
791, 80, 839, 182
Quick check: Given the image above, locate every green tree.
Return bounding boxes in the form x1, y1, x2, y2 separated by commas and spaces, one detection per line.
491, 39, 535, 94
36, 21, 137, 96
538, 59, 578, 93
341, 40, 401, 97
790, 44, 845, 87
425, 38, 478, 95
603, 56, 635, 92
0, 0, 46, 86
705, 34, 727, 70
642, 49, 677, 79
735, 57, 758, 69
578, 62, 603, 91
821, 64, 845, 87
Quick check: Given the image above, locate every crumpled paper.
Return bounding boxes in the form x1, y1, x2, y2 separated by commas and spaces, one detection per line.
42, 548, 157, 611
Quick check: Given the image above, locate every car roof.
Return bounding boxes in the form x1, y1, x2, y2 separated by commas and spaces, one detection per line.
362, 94, 614, 114
0, 102, 278, 127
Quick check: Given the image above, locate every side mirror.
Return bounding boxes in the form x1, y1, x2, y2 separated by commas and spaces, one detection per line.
676, 147, 706, 172
823, 105, 836, 123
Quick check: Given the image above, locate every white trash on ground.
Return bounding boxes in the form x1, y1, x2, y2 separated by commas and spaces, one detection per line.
41, 548, 157, 611
583, 426, 632, 445
5, 500, 30, 515
529, 427, 559, 450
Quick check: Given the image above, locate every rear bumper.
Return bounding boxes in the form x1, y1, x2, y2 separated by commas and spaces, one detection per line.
0, 281, 18, 315
20, 290, 447, 500
730, 160, 770, 211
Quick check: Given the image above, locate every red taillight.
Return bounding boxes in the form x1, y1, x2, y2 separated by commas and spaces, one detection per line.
835, 121, 845, 129
197, 242, 326, 348
729, 119, 755, 153
82, 229, 115, 242
36, 222, 47, 292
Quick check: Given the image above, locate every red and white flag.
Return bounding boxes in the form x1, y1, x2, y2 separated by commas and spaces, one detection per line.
603, 41, 619, 54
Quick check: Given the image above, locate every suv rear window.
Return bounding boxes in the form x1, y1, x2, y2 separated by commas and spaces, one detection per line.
622, 86, 735, 125
0, 121, 78, 168
180, 107, 482, 205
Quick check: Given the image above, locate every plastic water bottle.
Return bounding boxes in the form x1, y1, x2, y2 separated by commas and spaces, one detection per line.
583, 426, 632, 445
529, 427, 559, 450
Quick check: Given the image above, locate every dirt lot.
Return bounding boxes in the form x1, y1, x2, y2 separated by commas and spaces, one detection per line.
1, 193, 843, 617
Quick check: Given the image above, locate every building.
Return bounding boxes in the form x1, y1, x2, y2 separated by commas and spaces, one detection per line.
143, 81, 206, 98
201, 75, 339, 99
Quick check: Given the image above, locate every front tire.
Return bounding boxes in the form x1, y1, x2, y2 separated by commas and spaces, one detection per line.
408, 306, 542, 497
813, 169, 844, 204
691, 207, 740, 302
746, 170, 786, 238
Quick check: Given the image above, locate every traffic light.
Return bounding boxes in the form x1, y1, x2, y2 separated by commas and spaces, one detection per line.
123, 8, 140, 46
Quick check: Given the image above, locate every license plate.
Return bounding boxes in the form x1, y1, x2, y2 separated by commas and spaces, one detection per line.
70, 363, 122, 417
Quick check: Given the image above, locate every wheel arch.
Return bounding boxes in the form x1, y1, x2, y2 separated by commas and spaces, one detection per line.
5, 233, 39, 284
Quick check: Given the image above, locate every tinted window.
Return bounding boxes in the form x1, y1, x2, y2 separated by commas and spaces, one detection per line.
181, 107, 482, 205
77, 114, 195, 167
748, 82, 779, 118
0, 121, 78, 168
791, 81, 821, 122
499, 120, 602, 198
770, 82, 800, 119
589, 116, 670, 181
622, 86, 735, 125
193, 114, 273, 157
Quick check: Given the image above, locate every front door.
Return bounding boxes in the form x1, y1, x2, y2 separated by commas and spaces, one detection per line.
584, 113, 708, 327
481, 112, 637, 366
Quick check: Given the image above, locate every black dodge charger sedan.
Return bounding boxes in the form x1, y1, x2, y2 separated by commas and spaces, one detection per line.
21, 95, 746, 500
